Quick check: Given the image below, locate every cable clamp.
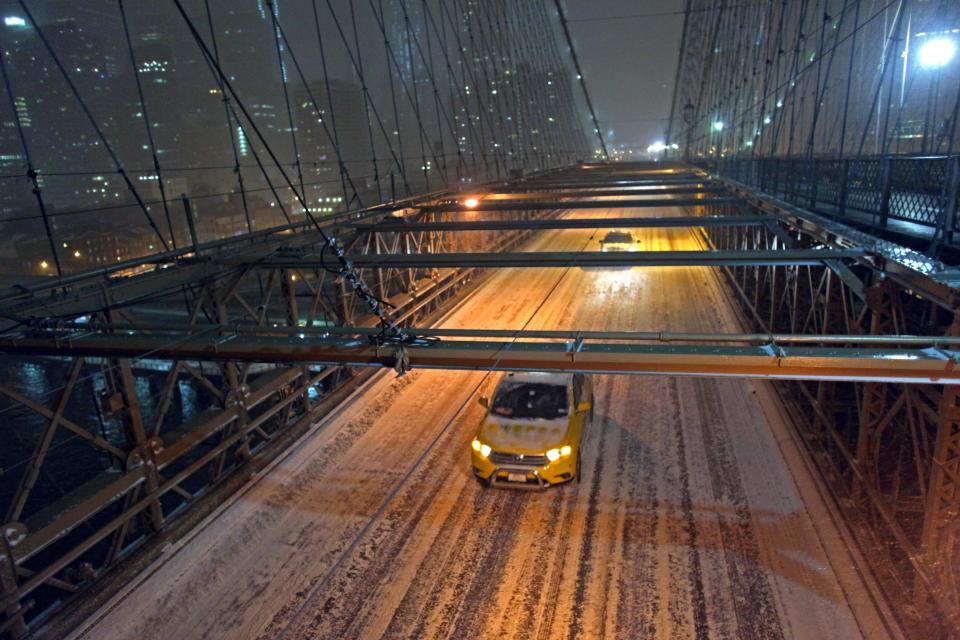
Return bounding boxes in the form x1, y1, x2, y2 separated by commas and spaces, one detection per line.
391, 343, 411, 376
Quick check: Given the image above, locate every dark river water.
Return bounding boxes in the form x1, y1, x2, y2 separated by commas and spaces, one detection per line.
0, 356, 209, 524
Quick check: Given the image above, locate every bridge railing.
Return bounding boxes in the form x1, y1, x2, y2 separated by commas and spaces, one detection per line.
703, 155, 960, 242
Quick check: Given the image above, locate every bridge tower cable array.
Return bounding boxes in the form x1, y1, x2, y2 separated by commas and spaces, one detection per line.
552, 0, 608, 160
0, 2, 593, 635
667, 0, 960, 251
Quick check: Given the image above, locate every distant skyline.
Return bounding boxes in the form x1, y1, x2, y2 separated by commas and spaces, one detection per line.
562, 0, 685, 151
0, 0, 589, 275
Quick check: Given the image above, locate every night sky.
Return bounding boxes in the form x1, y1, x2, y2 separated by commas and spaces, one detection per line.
562, 0, 685, 152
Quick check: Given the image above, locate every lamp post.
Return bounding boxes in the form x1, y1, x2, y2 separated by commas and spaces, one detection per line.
918, 36, 957, 70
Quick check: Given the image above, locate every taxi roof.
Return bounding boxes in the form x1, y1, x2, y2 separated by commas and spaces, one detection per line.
498, 371, 572, 387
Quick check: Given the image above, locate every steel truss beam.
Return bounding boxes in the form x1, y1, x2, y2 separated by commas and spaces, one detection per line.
355, 215, 772, 233
257, 249, 865, 270
1, 332, 958, 384
417, 196, 739, 211
476, 186, 725, 197
5, 160, 959, 636
0, 171, 564, 635
497, 176, 705, 189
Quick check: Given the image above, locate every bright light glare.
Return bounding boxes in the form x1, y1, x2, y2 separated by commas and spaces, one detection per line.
471, 439, 481, 452
4, 16, 26, 27
560, 445, 572, 456
646, 141, 667, 154
546, 448, 561, 462
464, 197, 479, 208
480, 443, 491, 458
712, 121, 725, 132
919, 37, 957, 70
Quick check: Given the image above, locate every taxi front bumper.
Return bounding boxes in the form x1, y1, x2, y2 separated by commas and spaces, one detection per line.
471, 450, 576, 488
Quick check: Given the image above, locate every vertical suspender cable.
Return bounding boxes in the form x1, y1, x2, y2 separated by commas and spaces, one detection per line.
553, 0, 608, 160
665, 0, 694, 157
419, 0, 483, 181
438, 0, 495, 180
310, 0, 356, 208
117, 0, 176, 250
320, 0, 412, 198
172, 0, 408, 345
401, 3, 431, 190
377, 0, 407, 199
266, 0, 307, 207
203, 0, 256, 236
16, 0, 170, 251
365, 0, 447, 189
272, 8, 365, 209
418, 2, 451, 184
346, 0, 386, 200
454, 0, 505, 178
0, 37, 62, 276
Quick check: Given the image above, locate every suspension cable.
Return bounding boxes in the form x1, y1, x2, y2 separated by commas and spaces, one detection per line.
203, 0, 256, 236
269, 4, 366, 206
171, 0, 409, 349
16, 0, 170, 251
0, 28, 62, 276
117, 0, 177, 249
265, 0, 307, 205
552, 0, 609, 160
310, 0, 357, 208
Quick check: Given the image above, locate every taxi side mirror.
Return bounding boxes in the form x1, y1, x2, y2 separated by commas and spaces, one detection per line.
577, 401, 592, 413
478, 396, 489, 408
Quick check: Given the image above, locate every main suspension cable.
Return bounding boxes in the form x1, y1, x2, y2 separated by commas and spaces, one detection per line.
171, 0, 411, 351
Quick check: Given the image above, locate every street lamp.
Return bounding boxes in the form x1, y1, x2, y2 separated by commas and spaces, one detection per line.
712, 121, 725, 132
919, 37, 957, 70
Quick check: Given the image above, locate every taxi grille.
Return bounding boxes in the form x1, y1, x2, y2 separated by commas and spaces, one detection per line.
490, 451, 549, 467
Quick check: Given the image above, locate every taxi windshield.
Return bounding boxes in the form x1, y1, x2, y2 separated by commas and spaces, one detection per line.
491, 382, 568, 419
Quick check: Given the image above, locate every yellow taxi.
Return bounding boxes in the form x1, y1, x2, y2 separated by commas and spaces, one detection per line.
471, 372, 594, 488
599, 229, 638, 251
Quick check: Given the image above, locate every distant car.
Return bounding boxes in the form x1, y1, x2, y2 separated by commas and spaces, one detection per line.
471, 372, 593, 489
599, 230, 637, 252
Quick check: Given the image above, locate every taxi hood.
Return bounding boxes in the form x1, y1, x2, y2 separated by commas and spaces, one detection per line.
479, 412, 569, 453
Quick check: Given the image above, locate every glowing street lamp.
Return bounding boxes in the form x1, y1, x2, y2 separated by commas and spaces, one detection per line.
646, 141, 667, 155
712, 121, 725, 132
40, 260, 48, 269
919, 37, 957, 70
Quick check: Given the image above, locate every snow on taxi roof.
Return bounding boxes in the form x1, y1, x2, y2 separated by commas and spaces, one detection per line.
498, 371, 572, 386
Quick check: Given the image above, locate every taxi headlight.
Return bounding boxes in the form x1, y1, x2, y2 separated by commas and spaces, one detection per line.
561, 445, 572, 457
546, 448, 561, 462
472, 439, 492, 458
